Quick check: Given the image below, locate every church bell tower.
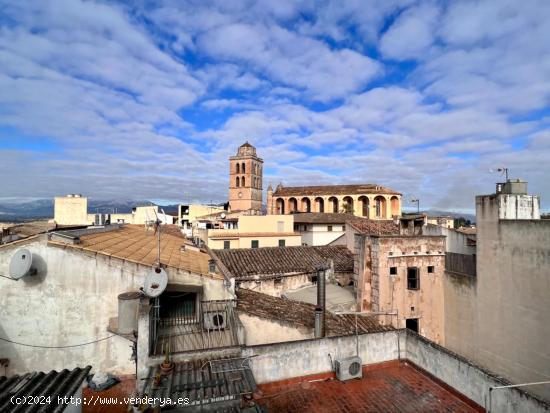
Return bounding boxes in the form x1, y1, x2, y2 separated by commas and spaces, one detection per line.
229, 141, 263, 212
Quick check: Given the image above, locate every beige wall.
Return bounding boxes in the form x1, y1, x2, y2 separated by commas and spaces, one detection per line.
238, 215, 293, 232
443, 193, 550, 401
238, 313, 312, 345
54, 195, 89, 225
209, 234, 302, 249
182, 204, 225, 223
355, 233, 446, 345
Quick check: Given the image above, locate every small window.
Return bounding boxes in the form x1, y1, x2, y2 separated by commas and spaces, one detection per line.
390, 267, 397, 275
407, 267, 419, 290
208, 260, 216, 273
278, 239, 285, 247
223, 240, 230, 249
327, 225, 333, 232
251, 240, 259, 248
341, 225, 345, 231
277, 221, 284, 232
406, 318, 419, 333
427, 266, 434, 273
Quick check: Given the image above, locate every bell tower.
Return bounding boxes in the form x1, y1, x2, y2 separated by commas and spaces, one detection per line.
229, 141, 263, 212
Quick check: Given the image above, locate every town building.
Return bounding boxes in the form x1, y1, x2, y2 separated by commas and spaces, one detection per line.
443, 179, 550, 402
348, 216, 446, 345
426, 215, 454, 228
211, 245, 354, 296
0, 224, 233, 378
205, 214, 301, 249
228, 141, 263, 213
293, 212, 356, 246
267, 183, 402, 219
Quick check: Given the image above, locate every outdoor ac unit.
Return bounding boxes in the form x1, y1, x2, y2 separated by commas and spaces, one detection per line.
335, 356, 362, 381
203, 310, 227, 330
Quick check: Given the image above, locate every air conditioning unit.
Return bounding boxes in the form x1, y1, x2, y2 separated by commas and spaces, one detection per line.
203, 310, 227, 330
335, 356, 362, 381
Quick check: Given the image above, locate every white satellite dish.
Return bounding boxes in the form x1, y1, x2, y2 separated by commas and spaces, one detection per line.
143, 267, 168, 298
220, 212, 226, 219
9, 248, 35, 280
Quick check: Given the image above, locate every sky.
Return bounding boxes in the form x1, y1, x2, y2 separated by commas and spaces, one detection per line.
0, 0, 549, 211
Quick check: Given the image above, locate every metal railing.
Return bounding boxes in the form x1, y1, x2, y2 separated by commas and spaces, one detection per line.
150, 300, 240, 356
445, 252, 476, 276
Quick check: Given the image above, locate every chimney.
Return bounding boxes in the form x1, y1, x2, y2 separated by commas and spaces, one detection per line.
314, 264, 328, 338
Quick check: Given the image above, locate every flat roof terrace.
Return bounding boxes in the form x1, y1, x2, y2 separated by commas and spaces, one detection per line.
256, 360, 482, 413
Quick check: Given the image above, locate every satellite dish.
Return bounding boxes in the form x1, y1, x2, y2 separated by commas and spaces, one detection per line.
143, 267, 168, 297
220, 212, 226, 219
9, 248, 35, 280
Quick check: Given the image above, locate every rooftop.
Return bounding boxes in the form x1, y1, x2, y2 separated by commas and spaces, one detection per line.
213, 245, 354, 279
0, 366, 91, 413
236, 288, 391, 336
48, 225, 213, 276
272, 183, 401, 197
209, 231, 299, 239
283, 284, 356, 312
256, 361, 483, 413
348, 219, 399, 235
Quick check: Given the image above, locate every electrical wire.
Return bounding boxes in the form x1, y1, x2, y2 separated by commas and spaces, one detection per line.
0, 334, 116, 349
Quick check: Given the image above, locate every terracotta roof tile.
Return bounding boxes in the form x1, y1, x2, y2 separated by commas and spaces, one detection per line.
213, 245, 354, 280
49, 225, 213, 276
273, 184, 401, 197
293, 212, 356, 224
236, 288, 392, 335
349, 219, 399, 235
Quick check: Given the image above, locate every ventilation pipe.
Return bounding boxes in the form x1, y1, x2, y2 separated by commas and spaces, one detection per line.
314, 264, 328, 338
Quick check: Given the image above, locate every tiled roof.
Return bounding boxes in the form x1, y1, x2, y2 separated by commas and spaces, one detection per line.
0, 366, 91, 413
272, 184, 401, 197
49, 225, 213, 276
213, 245, 354, 279
236, 288, 393, 336
160, 224, 185, 238
349, 219, 399, 236
293, 212, 356, 224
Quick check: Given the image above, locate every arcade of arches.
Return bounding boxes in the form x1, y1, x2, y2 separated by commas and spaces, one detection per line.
269, 193, 401, 219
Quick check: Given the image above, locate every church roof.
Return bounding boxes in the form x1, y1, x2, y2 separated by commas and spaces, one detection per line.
272, 184, 401, 197
240, 141, 254, 148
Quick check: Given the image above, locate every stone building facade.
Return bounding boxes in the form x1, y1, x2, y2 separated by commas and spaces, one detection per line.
348, 218, 446, 345
267, 184, 402, 219
228, 142, 263, 213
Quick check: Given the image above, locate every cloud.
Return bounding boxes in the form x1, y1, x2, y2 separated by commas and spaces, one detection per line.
0, 0, 549, 211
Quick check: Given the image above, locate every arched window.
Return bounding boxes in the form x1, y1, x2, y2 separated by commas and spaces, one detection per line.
236, 177, 240, 187
358, 196, 369, 217
242, 176, 246, 186
242, 162, 246, 173
236, 163, 240, 174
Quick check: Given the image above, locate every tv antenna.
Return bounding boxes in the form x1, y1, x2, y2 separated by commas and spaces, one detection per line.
490, 167, 509, 180
410, 197, 420, 214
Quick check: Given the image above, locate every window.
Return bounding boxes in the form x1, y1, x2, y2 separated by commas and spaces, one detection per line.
236, 177, 239, 187
277, 221, 284, 232
242, 176, 245, 186
242, 162, 246, 173
428, 266, 434, 273
251, 240, 259, 248
236, 163, 240, 174
278, 239, 285, 247
407, 267, 419, 290
341, 225, 345, 231
327, 225, 333, 232
208, 260, 216, 273
223, 240, 230, 249
390, 267, 397, 275
406, 318, 419, 333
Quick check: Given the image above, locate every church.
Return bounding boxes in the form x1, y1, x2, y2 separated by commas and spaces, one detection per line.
228, 142, 402, 219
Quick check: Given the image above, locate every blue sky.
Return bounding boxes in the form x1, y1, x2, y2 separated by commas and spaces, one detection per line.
0, 0, 549, 211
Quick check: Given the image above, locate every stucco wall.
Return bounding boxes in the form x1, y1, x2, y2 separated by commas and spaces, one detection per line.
0, 238, 229, 376
299, 224, 346, 246
423, 225, 476, 255
238, 273, 313, 297
54, 196, 89, 226
238, 313, 312, 345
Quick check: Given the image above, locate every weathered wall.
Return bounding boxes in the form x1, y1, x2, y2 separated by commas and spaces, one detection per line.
423, 225, 476, 255
0, 238, 229, 376
300, 224, 346, 246
406, 332, 550, 413
242, 330, 402, 384
475, 201, 550, 401
443, 272, 477, 357
54, 196, 89, 226
357, 235, 446, 345
238, 273, 313, 297
237, 313, 312, 345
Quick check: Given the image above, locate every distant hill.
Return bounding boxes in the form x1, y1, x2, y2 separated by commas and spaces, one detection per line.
0, 198, 179, 223
402, 208, 476, 224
